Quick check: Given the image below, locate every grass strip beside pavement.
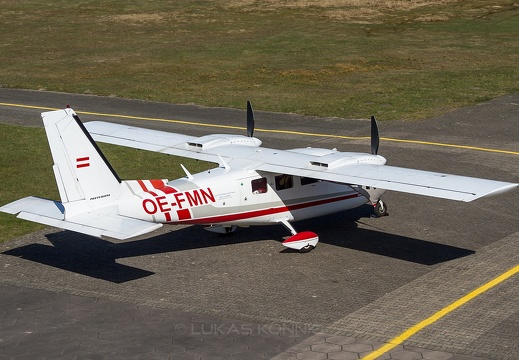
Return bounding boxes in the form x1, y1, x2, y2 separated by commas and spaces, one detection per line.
0, 1, 518, 120
0, 124, 212, 243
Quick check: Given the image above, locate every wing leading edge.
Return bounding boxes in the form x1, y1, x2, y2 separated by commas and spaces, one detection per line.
257, 163, 517, 202
85, 121, 518, 203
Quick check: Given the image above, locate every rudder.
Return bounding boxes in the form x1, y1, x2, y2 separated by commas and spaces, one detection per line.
42, 108, 122, 217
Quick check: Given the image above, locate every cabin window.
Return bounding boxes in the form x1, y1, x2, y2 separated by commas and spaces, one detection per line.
275, 174, 293, 190
301, 177, 319, 186
251, 177, 267, 194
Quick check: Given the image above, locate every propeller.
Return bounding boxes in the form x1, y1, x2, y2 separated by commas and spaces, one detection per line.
247, 101, 255, 137
370, 115, 380, 155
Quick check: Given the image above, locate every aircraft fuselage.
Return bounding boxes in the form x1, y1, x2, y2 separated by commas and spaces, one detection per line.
119, 167, 368, 227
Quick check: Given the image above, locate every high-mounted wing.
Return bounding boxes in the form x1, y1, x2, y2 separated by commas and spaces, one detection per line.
85, 121, 261, 165
85, 121, 216, 162
85, 121, 517, 202
257, 161, 516, 202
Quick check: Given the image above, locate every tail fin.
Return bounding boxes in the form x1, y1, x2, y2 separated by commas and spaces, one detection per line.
43, 108, 122, 217
0, 108, 163, 239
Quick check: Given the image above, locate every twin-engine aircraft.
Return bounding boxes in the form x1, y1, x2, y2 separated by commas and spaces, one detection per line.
1, 104, 517, 252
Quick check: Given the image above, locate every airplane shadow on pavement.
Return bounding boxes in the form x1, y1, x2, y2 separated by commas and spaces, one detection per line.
3, 205, 474, 283
282, 205, 475, 265
2, 225, 257, 284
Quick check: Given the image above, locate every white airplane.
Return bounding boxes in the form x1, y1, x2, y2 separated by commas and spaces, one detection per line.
1, 105, 517, 252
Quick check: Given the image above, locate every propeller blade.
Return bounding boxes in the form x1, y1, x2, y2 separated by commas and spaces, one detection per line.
371, 115, 380, 155
247, 101, 255, 137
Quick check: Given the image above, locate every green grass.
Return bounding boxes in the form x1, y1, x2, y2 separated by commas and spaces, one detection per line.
1, 1, 519, 241
0, 125, 53, 241
0, 124, 213, 242
0, 1, 518, 120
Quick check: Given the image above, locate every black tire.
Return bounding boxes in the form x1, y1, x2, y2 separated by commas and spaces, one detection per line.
373, 200, 388, 217
218, 226, 237, 236
299, 245, 315, 253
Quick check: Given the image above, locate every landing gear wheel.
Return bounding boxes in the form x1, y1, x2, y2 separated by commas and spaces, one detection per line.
373, 200, 388, 217
216, 226, 238, 236
299, 245, 315, 253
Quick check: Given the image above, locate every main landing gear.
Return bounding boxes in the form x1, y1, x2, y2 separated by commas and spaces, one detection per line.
373, 199, 388, 217
204, 225, 238, 235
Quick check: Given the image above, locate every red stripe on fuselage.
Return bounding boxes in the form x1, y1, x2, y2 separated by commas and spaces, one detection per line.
177, 208, 192, 220
137, 180, 178, 197
137, 180, 148, 192
137, 179, 166, 191
150, 179, 165, 189
137, 180, 177, 195
166, 193, 362, 225
160, 186, 177, 194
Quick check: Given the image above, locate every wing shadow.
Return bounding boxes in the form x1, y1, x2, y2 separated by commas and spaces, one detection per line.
293, 205, 475, 265
3, 205, 474, 282
2, 225, 258, 284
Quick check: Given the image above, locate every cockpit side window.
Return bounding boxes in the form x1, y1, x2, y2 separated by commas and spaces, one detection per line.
301, 177, 319, 185
275, 174, 293, 190
251, 177, 268, 194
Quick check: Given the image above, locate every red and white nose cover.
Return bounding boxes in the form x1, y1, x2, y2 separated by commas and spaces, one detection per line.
282, 231, 319, 250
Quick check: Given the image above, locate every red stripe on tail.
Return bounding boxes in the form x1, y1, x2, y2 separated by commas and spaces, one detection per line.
76, 157, 90, 168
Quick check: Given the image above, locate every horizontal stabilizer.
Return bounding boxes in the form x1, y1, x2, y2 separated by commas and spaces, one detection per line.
0, 196, 64, 217
54, 212, 162, 239
1, 197, 162, 240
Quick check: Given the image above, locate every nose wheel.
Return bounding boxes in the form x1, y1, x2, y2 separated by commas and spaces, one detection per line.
280, 220, 319, 252
282, 231, 319, 252
373, 200, 388, 217
299, 244, 315, 253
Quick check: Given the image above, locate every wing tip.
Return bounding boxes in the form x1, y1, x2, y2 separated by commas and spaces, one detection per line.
464, 182, 518, 202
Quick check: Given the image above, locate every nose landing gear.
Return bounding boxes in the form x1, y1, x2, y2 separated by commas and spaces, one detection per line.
280, 220, 319, 252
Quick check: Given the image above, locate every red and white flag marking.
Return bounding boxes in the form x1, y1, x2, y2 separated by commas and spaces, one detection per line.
76, 157, 90, 168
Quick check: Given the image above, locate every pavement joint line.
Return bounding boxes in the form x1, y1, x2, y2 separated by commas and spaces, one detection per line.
360, 263, 519, 360
1, 92, 518, 359
1, 101, 518, 156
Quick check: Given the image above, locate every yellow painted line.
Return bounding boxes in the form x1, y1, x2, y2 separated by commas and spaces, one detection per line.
361, 264, 519, 360
0, 102, 58, 111
78, 109, 248, 131
1, 102, 518, 155
380, 137, 519, 155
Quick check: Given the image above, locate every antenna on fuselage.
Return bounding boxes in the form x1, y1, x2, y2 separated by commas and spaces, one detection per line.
370, 115, 380, 155
180, 164, 194, 180
218, 154, 230, 170
247, 101, 255, 138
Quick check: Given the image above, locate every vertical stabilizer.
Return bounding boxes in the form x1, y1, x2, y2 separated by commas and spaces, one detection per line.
42, 109, 122, 217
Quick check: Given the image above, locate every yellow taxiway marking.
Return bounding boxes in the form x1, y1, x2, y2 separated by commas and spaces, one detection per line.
361, 264, 519, 360
0, 102, 58, 111
1, 102, 518, 155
